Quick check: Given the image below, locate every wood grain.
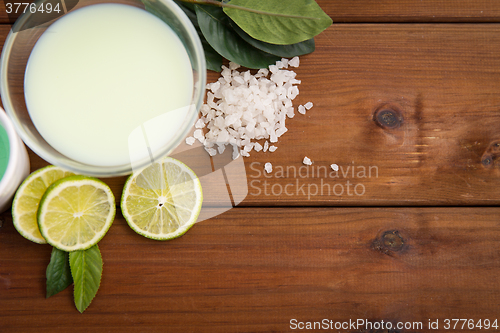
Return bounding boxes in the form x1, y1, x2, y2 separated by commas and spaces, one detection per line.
2, 0, 500, 25
1, 207, 499, 332
18, 24, 500, 206
325, 0, 500, 23
230, 24, 500, 206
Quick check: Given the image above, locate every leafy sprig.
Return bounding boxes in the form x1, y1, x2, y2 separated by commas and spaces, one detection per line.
144, 0, 332, 71
46, 245, 103, 313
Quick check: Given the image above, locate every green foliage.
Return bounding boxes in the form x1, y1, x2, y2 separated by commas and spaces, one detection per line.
46, 247, 73, 298
146, 0, 331, 71
69, 245, 103, 313
195, 5, 280, 69
223, 0, 332, 45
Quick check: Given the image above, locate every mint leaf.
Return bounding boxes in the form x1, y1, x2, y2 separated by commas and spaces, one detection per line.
69, 245, 103, 313
223, 0, 332, 45
46, 247, 73, 298
196, 5, 280, 69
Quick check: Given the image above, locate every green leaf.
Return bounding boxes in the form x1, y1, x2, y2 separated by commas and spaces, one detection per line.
223, 0, 332, 45
69, 245, 103, 313
196, 5, 280, 69
201, 39, 224, 72
230, 21, 315, 57
174, 0, 197, 12
150, 0, 222, 71
46, 247, 73, 298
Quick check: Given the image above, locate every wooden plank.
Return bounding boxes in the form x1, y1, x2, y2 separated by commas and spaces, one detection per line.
325, 0, 500, 23
2, 0, 500, 25
1, 207, 499, 331
17, 24, 500, 206
227, 24, 500, 206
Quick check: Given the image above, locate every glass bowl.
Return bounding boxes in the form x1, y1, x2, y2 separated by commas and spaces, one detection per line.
0, 0, 206, 177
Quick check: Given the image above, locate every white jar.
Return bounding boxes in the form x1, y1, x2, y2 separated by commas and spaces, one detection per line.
0, 108, 30, 214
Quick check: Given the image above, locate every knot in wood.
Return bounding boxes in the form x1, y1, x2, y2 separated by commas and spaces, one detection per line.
373, 230, 405, 255
374, 108, 403, 129
481, 141, 500, 168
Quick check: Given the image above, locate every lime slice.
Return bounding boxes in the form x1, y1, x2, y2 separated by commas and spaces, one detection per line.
121, 157, 203, 240
37, 175, 116, 251
12, 165, 75, 244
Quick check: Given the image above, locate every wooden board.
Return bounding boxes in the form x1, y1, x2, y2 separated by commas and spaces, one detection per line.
1, 207, 499, 332
1, 3, 500, 331
2, 0, 500, 24
22, 24, 500, 206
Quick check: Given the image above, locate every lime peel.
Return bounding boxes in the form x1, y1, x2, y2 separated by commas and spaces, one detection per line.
12, 165, 75, 244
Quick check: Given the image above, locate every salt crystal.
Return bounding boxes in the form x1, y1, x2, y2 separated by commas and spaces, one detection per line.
264, 162, 272, 173
229, 62, 240, 70
281, 58, 289, 68
195, 118, 205, 128
289, 56, 300, 67
298, 105, 306, 115
269, 145, 278, 152
193, 129, 204, 143
263, 140, 269, 152
234, 76, 245, 85
217, 143, 226, 154
304, 102, 313, 110
210, 81, 221, 93
254, 142, 263, 152
303, 156, 312, 165
185, 137, 195, 145
205, 146, 217, 156
276, 127, 287, 137
232, 145, 240, 160
330, 164, 339, 171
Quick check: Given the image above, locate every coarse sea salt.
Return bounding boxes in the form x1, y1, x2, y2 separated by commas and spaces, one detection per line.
330, 163, 339, 171
264, 162, 272, 173
303, 156, 312, 165
298, 105, 306, 115
192, 57, 308, 158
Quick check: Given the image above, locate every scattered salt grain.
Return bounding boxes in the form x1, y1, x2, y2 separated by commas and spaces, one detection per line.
269, 145, 278, 152
304, 102, 313, 110
185, 137, 195, 145
298, 105, 306, 115
303, 156, 312, 165
330, 164, 339, 171
264, 162, 273, 173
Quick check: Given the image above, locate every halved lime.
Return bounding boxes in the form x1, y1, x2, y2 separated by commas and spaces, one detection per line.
12, 165, 75, 244
121, 157, 203, 240
37, 175, 116, 251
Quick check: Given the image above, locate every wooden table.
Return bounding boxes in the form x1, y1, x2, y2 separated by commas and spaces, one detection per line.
2, 1, 500, 332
